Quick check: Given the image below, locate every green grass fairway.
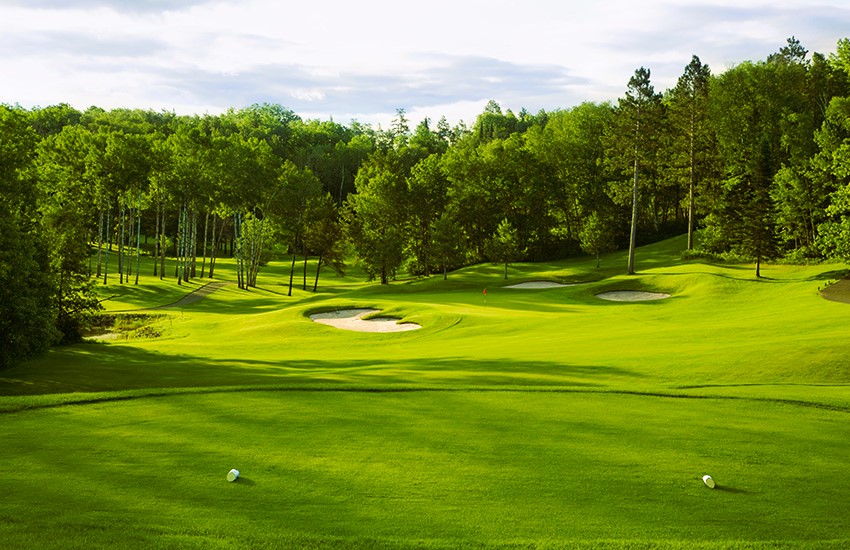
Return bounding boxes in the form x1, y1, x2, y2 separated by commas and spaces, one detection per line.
2, 236, 850, 548
2, 391, 849, 549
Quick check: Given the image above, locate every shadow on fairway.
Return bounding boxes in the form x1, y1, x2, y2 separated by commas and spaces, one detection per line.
103, 282, 205, 312
654, 268, 759, 282
810, 269, 849, 281
0, 343, 644, 397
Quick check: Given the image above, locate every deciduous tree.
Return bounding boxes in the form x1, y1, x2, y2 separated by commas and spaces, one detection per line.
0, 106, 60, 367
485, 218, 526, 279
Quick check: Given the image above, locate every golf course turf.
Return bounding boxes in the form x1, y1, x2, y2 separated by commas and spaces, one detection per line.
2, 235, 849, 549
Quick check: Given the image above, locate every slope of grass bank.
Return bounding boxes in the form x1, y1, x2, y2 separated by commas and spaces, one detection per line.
3, 236, 848, 396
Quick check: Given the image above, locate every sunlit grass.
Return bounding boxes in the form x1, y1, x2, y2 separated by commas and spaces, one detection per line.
2, 390, 849, 548
2, 235, 849, 548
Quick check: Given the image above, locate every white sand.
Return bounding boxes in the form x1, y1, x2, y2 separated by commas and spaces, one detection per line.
504, 281, 579, 289
596, 291, 671, 302
310, 309, 421, 332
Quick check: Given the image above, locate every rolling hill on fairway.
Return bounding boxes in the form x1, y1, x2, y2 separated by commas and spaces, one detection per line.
2, 236, 849, 549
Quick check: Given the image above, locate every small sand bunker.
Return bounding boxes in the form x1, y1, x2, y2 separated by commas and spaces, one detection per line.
821, 278, 850, 304
310, 309, 421, 332
505, 281, 578, 289
596, 291, 671, 302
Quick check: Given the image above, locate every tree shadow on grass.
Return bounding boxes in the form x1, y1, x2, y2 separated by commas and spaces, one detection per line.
0, 343, 643, 397
654, 269, 760, 282
806, 269, 848, 281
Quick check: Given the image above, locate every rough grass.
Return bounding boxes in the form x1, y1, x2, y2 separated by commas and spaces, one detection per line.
1, 236, 849, 548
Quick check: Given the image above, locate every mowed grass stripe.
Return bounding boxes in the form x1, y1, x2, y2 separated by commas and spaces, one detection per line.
1, 390, 849, 548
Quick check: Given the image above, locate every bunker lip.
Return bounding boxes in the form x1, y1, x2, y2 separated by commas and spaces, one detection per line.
596, 290, 671, 302
504, 281, 580, 289
309, 308, 421, 332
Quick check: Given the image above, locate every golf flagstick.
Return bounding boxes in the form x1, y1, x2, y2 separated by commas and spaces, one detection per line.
483, 288, 487, 305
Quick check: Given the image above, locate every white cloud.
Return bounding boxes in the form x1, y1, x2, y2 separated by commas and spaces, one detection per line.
0, 0, 848, 126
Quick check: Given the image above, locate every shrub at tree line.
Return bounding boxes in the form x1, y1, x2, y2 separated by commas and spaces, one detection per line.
2, 37, 850, 368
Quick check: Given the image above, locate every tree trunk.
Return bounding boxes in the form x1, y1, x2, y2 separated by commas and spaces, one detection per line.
302, 243, 308, 291
119, 207, 125, 284
96, 209, 104, 278
184, 207, 191, 281
176, 206, 184, 285
234, 212, 243, 289
504, 262, 508, 280
190, 208, 197, 279
173, 209, 179, 279
126, 207, 134, 280
153, 202, 160, 277
312, 253, 323, 292
628, 155, 639, 276
210, 215, 227, 280
287, 225, 300, 295
200, 210, 209, 278
257, 219, 265, 286
288, 250, 297, 296
103, 207, 111, 285
135, 195, 142, 286
160, 206, 166, 280
247, 216, 257, 287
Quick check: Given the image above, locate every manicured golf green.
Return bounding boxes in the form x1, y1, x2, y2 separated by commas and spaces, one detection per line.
1, 236, 849, 548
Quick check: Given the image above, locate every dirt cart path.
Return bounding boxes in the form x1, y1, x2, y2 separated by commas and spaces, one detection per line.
153, 281, 229, 310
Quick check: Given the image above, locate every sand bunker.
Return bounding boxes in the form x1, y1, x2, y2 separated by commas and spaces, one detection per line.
821, 278, 850, 304
504, 281, 579, 289
310, 309, 421, 332
596, 291, 671, 302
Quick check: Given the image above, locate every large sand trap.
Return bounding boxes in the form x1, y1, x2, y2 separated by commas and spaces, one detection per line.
310, 309, 421, 332
596, 291, 671, 302
504, 281, 579, 289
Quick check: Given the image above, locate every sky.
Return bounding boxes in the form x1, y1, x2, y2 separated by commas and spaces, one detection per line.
1, 0, 848, 128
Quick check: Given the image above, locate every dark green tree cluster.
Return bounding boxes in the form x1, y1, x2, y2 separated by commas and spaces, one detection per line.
0, 103, 365, 367
1, 106, 60, 367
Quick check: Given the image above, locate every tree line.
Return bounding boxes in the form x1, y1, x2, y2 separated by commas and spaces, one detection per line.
2, 36, 850, 368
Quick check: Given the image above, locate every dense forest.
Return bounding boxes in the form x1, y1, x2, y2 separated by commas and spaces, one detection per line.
2, 37, 850, 368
